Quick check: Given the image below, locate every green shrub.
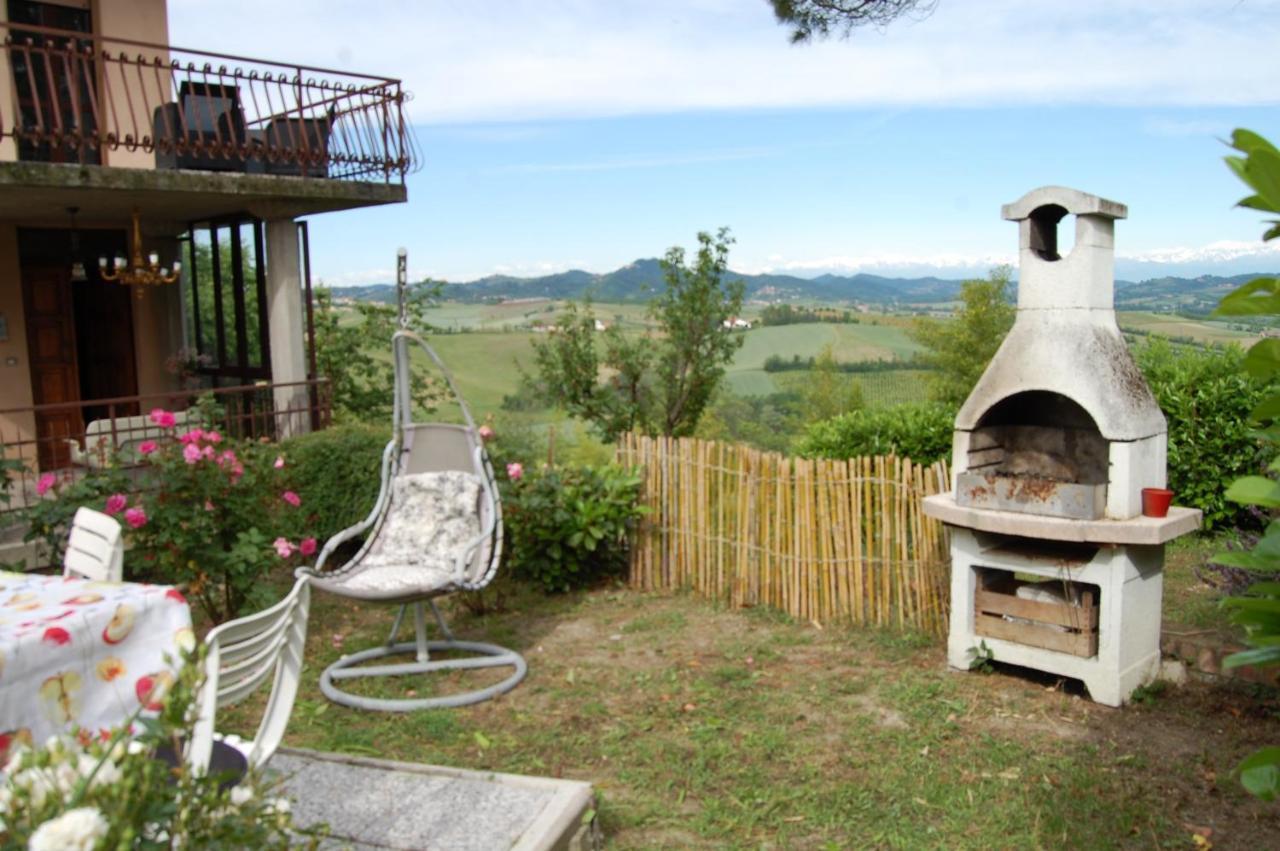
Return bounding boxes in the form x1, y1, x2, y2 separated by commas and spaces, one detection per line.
1134, 338, 1269, 530
281, 422, 388, 546
798, 401, 955, 463
501, 463, 646, 593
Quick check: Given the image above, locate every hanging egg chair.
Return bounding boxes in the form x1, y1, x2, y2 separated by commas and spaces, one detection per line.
298, 250, 526, 711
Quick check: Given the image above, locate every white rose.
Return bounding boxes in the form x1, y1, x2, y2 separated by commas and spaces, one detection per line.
266, 797, 291, 815
229, 786, 254, 807
4, 745, 28, 774
54, 762, 80, 796
28, 806, 108, 851
76, 754, 121, 789
16, 768, 57, 808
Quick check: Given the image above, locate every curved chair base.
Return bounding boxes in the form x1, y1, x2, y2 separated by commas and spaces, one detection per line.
320, 640, 528, 712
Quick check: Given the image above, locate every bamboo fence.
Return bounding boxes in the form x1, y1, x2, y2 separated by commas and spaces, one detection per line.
616, 433, 953, 636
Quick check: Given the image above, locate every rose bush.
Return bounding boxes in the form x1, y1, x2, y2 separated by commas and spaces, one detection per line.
124, 412, 308, 624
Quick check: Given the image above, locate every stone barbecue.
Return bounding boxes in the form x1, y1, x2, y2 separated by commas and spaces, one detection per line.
923, 186, 1201, 706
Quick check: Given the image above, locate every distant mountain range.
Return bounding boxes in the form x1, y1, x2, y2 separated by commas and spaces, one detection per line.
333, 260, 1273, 313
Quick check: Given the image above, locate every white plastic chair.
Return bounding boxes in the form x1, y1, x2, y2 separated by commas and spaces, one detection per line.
63, 507, 124, 582
187, 575, 311, 776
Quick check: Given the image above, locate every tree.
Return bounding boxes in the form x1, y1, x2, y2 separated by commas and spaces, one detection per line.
768, 0, 938, 43
799, 344, 864, 422
532, 229, 745, 441
908, 266, 1015, 406
313, 281, 440, 422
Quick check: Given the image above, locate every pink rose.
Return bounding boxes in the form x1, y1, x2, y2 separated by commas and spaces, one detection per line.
148, 408, 176, 428
205, 430, 222, 444
273, 537, 295, 558
204, 500, 215, 512
138, 441, 158, 456
124, 507, 147, 529
281, 490, 301, 507
202, 445, 215, 459
36, 473, 57, 496
104, 493, 127, 516
230, 463, 244, 483
274, 455, 285, 469
506, 462, 524, 481
299, 537, 317, 557
478, 425, 495, 442
217, 449, 238, 467
182, 444, 202, 465
178, 428, 204, 445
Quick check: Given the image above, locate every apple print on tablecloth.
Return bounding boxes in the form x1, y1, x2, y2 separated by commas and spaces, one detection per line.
135, 670, 175, 711
95, 656, 126, 682
103, 603, 136, 644
38, 671, 83, 725
0, 728, 32, 764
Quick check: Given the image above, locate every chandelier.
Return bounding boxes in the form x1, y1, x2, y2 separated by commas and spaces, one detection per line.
99, 209, 181, 291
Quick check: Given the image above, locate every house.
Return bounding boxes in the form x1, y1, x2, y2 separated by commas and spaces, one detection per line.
0, 0, 413, 497
722, 316, 752, 329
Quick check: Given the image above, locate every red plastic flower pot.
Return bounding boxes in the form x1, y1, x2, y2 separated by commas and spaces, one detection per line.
1141, 487, 1173, 518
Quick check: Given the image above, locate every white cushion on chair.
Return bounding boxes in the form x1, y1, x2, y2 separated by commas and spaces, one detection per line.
336, 471, 483, 595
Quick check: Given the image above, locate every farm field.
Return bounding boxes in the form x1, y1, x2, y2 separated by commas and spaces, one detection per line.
429, 299, 657, 332
1118, 311, 1260, 347
725, 321, 922, 398
357, 302, 1264, 424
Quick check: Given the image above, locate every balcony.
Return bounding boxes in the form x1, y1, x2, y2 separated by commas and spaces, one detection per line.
1, 20, 417, 184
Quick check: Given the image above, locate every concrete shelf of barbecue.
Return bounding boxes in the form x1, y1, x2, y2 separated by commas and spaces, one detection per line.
923, 493, 1201, 545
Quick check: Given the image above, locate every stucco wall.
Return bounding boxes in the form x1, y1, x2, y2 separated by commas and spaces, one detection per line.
131, 257, 184, 398
0, 224, 37, 449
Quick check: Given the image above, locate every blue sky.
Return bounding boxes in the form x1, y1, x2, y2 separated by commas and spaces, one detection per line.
168, 0, 1280, 286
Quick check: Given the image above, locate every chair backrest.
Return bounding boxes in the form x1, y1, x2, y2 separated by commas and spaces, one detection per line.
400, 423, 501, 588
188, 575, 311, 774
63, 507, 123, 582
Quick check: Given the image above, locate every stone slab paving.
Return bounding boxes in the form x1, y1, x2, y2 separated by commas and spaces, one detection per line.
272, 749, 597, 851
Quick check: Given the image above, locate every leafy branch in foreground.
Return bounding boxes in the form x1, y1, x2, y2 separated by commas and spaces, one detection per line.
1211, 128, 1280, 802
769, 0, 938, 43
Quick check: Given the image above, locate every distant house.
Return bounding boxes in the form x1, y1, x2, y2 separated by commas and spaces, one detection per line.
593, 319, 609, 332
722, 317, 752, 330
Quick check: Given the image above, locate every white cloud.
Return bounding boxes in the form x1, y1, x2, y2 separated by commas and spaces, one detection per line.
169, 0, 1280, 124
743, 238, 1280, 278
487, 146, 774, 175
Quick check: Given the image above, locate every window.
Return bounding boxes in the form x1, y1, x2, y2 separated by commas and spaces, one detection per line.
183, 218, 270, 386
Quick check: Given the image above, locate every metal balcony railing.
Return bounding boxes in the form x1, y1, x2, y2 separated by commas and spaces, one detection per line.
1, 21, 418, 182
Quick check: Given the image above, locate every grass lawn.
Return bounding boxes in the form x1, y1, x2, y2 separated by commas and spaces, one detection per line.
225, 563, 1279, 849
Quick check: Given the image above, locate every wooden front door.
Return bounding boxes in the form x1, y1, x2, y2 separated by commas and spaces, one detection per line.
22, 266, 82, 470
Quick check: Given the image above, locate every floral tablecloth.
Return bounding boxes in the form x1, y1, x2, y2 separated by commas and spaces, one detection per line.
0, 570, 193, 756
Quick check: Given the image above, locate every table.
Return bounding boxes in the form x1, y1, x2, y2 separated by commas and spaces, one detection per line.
0, 570, 193, 755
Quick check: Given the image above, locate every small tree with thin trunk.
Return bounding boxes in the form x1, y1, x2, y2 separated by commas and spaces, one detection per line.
532, 229, 745, 441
